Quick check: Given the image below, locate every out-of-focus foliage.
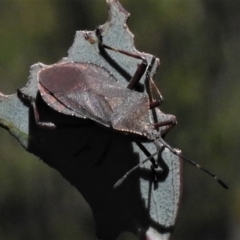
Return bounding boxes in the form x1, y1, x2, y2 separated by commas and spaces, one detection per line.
0, 0, 239, 239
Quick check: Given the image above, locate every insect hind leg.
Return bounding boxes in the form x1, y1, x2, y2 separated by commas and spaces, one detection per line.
17, 89, 56, 129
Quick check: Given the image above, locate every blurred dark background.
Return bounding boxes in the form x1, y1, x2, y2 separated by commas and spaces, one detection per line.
0, 0, 239, 239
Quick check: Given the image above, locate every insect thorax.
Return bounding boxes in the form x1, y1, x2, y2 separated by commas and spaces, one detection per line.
142, 126, 160, 141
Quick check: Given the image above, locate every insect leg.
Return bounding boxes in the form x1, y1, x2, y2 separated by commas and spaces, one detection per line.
96, 27, 150, 90
97, 34, 163, 108
157, 121, 177, 139
17, 89, 56, 129
100, 43, 164, 108
99, 43, 149, 90
142, 56, 177, 134
96, 27, 164, 107
145, 56, 163, 108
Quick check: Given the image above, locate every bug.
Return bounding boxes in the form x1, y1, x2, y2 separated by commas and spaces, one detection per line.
18, 29, 228, 189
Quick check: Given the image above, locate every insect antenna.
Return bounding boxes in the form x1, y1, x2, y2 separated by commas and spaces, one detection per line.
154, 138, 228, 189
113, 151, 158, 189
181, 155, 228, 189
114, 138, 228, 189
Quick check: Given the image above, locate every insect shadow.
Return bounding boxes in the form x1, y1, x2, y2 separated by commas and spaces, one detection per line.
18, 27, 228, 189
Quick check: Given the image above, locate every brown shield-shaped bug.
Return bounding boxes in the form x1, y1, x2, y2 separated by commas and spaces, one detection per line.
18, 30, 228, 189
